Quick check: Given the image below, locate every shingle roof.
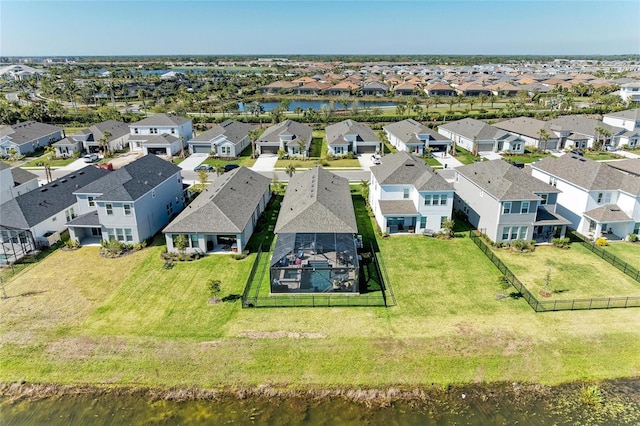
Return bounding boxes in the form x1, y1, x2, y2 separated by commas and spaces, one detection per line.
190, 120, 255, 145
274, 167, 357, 234
257, 120, 313, 149
325, 120, 379, 146
371, 151, 452, 191
548, 116, 624, 137
532, 155, 640, 195
0, 166, 109, 229
74, 154, 182, 202
603, 108, 640, 121
456, 159, 557, 201
10, 166, 38, 186
384, 119, 450, 145
85, 120, 129, 142
0, 121, 63, 146
438, 118, 506, 140
606, 159, 640, 177
583, 204, 632, 222
493, 117, 556, 139
66, 210, 101, 227
378, 200, 419, 215
163, 167, 270, 234
130, 113, 190, 127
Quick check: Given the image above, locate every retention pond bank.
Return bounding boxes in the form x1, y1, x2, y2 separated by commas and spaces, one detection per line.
2, 380, 640, 425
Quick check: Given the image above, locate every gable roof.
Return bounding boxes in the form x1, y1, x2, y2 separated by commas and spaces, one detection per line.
548, 116, 624, 137
456, 159, 558, 201
325, 120, 379, 146
130, 113, 190, 127
257, 120, 313, 147
0, 166, 109, 229
163, 167, 270, 234
603, 108, 640, 121
190, 120, 255, 145
384, 119, 449, 144
371, 151, 452, 191
532, 155, 640, 195
83, 120, 129, 142
1, 161, 38, 186
74, 154, 182, 202
606, 159, 640, 177
493, 117, 556, 139
438, 117, 506, 141
274, 167, 357, 234
0, 121, 63, 146
583, 204, 632, 222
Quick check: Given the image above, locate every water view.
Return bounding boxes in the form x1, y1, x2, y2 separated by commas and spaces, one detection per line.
238, 100, 398, 112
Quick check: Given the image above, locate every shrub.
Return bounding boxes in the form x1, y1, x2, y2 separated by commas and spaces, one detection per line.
580, 385, 603, 407
551, 237, 571, 249
595, 237, 609, 247
64, 239, 80, 249
511, 239, 535, 252
231, 252, 248, 260
101, 238, 126, 257
277, 149, 288, 159
628, 233, 638, 242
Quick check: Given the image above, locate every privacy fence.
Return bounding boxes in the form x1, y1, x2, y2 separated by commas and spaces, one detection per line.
469, 230, 640, 312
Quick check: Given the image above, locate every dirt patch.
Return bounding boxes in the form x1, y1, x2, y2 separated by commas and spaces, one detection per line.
240, 331, 326, 339
45, 337, 100, 361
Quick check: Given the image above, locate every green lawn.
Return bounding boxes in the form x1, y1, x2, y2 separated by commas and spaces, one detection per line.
493, 244, 640, 299
275, 158, 361, 168
453, 147, 479, 165
503, 147, 552, 164
1, 221, 640, 388
602, 241, 640, 265
22, 154, 78, 168
201, 145, 257, 168
582, 151, 624, 161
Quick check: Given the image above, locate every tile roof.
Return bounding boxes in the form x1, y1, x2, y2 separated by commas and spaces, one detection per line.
456, 159, 557, 201
74, 154, 182, 202
274, 166, 357, 234
190, 120, 255, 145
371, 151, 452, 191
325, 120, 379, 146
163, 167, 270, 234
0, 166, 109, 229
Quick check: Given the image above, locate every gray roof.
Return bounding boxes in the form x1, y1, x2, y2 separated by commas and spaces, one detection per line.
493, 117, 557, 140
325, 120, 379, 146
257, 120, 313, 148
532, 155, 640, 195
130, 113, 190, 127
548, 116, 624, 138
456, 159, 558, 201
53, 136, 81, 147
10, 166, 38, 185
76, 120, 129, 143
383, 119, 449, 145
603, 108, 640, 121
606, 159, 640, 177
378, 200, 419, 215
438, 118, 507, 141
163, 167, 270, 234
190, 120, 255, 145
583, 204, 632, 222
128, 134, 179, 146
0, 166, 109, 229
66, 210, 101, 227
362, 81, 389, 91
274, 166, 357, 234
0, 121, 63, 146
533, 207, 571, 226
370, 151, 452, 191
74, 154, 182, 202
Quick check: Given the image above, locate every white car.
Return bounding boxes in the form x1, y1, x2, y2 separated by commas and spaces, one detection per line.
371, 154, 382, 165
83, 153, 99, 163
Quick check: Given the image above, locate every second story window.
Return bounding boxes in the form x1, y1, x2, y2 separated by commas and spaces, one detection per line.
88, 196, 95, 207
106, 203, 113, 215
123, 204, 131, 216
134, 128, 138, 134
597, 192, 611, 204
503, 201, 512, 214
540, 194, 548, 205
171, 128, 175, 134
403, 188, 410, 199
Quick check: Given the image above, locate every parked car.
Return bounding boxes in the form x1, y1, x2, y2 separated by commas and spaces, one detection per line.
83, 153, 99, 163
194, 164, 214, 172
371, 154, 382, 165
224, 163, 240, 173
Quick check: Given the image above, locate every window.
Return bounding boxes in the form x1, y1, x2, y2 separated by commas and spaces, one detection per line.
125, 228, 133, 242
519, 227, 527, 239
440, 216, 447, 228
134, 128, 138, 134
502, 227, 510, 240
116, 228, 124, 242
166, 202, 173, 216
424, 195, 432, 205
171, 128, 175, 134
597, 192, 611, 204
88, 196, 95, 207
106, 203, 113, 215
510, 227, 518, 240
503, 201, 512, 214
634, 223, 640, 235
540, 194, 548, 205
107, 228, 116, 240
190, 234, 199, 248
439, 194, 447, 205
420, 217, 427, 228
521, 201, 530, 214
515, 143, 521, 151
152, 189, 156, 198
589, 220, 596, 233
403, 188, 410, 199
123, 204, 132, 216
549, 178, 557, 187
65, 207, 75, 222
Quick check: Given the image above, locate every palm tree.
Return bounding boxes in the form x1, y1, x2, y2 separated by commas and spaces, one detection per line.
285, 163, 296, 178
294, 106, 303, 118
479, 93, 488, 107
296, 137, 307, 159
249, 101, 264, 117
537, 128, 551, 152
359, 179, 370, 202
248, 128, 261, 159
98, 130, 113, 157
214, 165, 225, 176
179, 135, 186, 159
446, 97, 456, 112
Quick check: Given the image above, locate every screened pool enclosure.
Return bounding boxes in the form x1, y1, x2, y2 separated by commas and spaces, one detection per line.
270, 232, 360, 293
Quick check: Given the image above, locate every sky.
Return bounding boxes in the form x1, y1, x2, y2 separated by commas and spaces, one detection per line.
1, 1, 638, 56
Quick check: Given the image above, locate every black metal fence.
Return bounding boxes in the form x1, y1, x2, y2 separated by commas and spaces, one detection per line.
469, 231, 640, 312
569, 231, 640, 283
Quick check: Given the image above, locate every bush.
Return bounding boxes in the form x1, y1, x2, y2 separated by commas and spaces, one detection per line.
64, 239, 80, 250
551, 237, 571, 249
628, 233, 638, 242
100, 238, 126, 257
231, 251, 248, 260
277, 149, 288, 159
595, 237, 609, 247
511, 239, 535, 252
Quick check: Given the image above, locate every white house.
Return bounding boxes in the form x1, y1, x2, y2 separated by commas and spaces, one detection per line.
369, 151, 453, 234
384, 119, 451, 155
325, 119, 380, 155
531, 155, 640, 240
0, 161, 38, 205
188, 120, 255, 157
619, 82, 640, 104
602, 109, 640, 148
545, 116, 625, 150
128, 113, 192, 156
438, 118, 525, 155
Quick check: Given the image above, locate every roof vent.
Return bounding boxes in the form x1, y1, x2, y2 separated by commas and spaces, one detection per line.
51, 183, 58, 187
61, 179, 67, 183
79, 171, 84, 175
40, 188, 48, 192
70, 175, 76, 179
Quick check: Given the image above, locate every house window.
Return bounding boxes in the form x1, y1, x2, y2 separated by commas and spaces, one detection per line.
135, 141, 141, 148
540, 194, 548, 205
123, 204, 132, 216
440, 216, 447, 228
424, 195, 432, 205
420, 217, 427, 229
107, 228, 116, 240
125, 228, 133, 242
190, 234, 198, 248
634, 223, 640, 235
88, 196, 95, 207
65, 207, 75, 222
134, 128, 138, 134
519, 227, 527, 239
116, 228, 124, 242
106, 204, 113, 215
597, 192, 611, 204
502, 227, 510, 240
521, 201, 530, 214
152, 189, 156, 198
171, 128, 175, 134
166, 202, 173, 216
589, 220, 596, 233
510, 227, 519, 240
549, 178, 557, 187
515, 143, 521, 151
439, 194, 447, 205
403, 188, 410, 199
503, 201, 512, 214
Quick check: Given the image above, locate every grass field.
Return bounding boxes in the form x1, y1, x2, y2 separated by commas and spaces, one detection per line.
582, 151, 624, 161
453, 147, 479, 165
1, 213, 640, 388
493, 244, 640, 299
201, 145, 257, 168
503, 148, 552, 164
602, 241, 640, 265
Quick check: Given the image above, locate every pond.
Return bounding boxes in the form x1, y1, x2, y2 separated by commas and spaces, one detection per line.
2, 380, 639, 425
238, 100, 398, 112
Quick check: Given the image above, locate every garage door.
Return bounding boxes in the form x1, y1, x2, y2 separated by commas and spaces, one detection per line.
191, 144, 212, 154
260, 145, 279, 154
357, 144, 378, 154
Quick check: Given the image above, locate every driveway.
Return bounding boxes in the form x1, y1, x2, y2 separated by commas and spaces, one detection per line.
480, 152, 502, 161
432, 151, 464, 169
178, 153, 208, 170
251, 154, 278, 172
615, 150, 640, 159
357, 153, 375, 171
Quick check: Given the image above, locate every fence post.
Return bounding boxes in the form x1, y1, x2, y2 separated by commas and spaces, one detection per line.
607, 298, 611, 309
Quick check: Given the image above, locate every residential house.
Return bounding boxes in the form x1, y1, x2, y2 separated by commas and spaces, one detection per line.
393, 82, 418, 96
602, 109, 640, 148
546, 115, 625, 150
438, 118, 525, 155
360, 81, 389, 96
454, 160, 569, 243
325, 81, 359, 96
425, 82, 456, 97
70, 120, 130, 155
325, 120, 380, 155
270, 167, 360, 294
52, 137, 83, 158
188, 120, 255, 157
0, 121, 64, 156
296, 81, 331, 95
369, 151, 453, 234
0, 161, 38, 204
66, 154, 185, 245
0, 166, 108, 263
493, 117, 560, 151
531, 155, 640, 240
128, 113, 192, 156
619, 82, 640, 103
384, 119, 451, 155
163, 167, 271, 254
260, 80, 299, 94
256, 120, 313, 157
455, 82, 492, 97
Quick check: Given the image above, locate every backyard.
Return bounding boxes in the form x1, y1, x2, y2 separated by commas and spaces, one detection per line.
603, 241, 640, 265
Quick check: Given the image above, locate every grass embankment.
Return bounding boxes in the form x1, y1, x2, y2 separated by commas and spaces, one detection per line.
1, 226, 639, 388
